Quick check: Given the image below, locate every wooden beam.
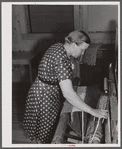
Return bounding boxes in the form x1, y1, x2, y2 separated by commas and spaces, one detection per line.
74, 5, 80, 30
79, 5, 83, 30
51, 113, 69, 144
15, 5, 28, 34
24, 5, 31, 33
21, 33, 68, 40
82, 5, 89, 33
12, 5, 26, 51
89, 32, 115, 43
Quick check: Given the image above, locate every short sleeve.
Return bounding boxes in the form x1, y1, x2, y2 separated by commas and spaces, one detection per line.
54, 59, 73, 83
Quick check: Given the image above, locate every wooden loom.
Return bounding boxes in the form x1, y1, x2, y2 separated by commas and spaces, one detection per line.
52, 29, 118, 144
51, 26, 118, 144
51, 61, 118, 144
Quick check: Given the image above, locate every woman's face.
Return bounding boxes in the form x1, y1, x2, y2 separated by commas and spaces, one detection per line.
71, 42, 89, 58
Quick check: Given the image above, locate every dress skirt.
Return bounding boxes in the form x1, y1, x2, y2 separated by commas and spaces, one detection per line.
23, 77, 62, 143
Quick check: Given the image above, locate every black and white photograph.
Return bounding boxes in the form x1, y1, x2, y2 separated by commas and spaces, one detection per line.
2, 1, 120, 148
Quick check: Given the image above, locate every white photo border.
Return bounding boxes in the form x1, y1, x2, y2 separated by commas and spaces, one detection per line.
2, 1, 121, 148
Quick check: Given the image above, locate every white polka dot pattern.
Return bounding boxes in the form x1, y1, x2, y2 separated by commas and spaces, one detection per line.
23, 43, 72, 143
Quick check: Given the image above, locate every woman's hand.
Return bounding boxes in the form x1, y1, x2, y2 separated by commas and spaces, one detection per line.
59, 79, 109, 118
91, 109, 108, 119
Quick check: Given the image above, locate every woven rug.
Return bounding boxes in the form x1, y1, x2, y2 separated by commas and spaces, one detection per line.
82, 43, 103, 66
61, 85, 102, 137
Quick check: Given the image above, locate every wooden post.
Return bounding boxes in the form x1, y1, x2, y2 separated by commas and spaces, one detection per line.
108, 63, 118, 144
74, 5, 89, 32
104, 77, 112, 143
74, 5, 80, 30
12, 5, 27, 51
51, 113, 69, 144
82, 111, 84, 144
104, 97, 111, 144
82, 5, 89, 33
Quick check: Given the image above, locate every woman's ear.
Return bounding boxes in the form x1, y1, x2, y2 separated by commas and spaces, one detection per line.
72, 42, 78, 49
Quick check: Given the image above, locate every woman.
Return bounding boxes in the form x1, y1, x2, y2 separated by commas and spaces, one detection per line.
23, 30, 108, 144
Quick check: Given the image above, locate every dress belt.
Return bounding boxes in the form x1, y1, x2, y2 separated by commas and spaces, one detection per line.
37, 76, 58, 85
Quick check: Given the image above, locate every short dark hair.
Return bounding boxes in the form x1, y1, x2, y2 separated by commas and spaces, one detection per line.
79, 30, 91, 44
65, 30, 91, 45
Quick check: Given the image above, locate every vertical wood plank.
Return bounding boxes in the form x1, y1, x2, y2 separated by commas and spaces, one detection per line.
12, 5, 24, 51
12, 6, 20, 51
79, 5, 83, 30
74, 5, 80, 30
24, 5, 31, 33
82, 5, 89, 33
115, 27, 118, 52
12, 5, 28, 51
17, 5, 28, 34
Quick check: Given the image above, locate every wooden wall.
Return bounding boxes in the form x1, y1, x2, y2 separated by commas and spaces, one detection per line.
12, 5, 38, 52
74, 5, 117, 44
12, 5, 118, 82
12, 5, 118, 51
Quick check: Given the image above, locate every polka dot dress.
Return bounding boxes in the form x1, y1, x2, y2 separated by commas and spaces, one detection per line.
23, 43, 73, 143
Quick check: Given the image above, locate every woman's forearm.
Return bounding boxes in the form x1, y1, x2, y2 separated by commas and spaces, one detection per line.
65, 90, 93, 115
59, 79, 93, 115
59, 79, 108, 119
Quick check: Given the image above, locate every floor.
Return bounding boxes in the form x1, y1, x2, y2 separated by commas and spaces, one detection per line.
12, 82, 37, 144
